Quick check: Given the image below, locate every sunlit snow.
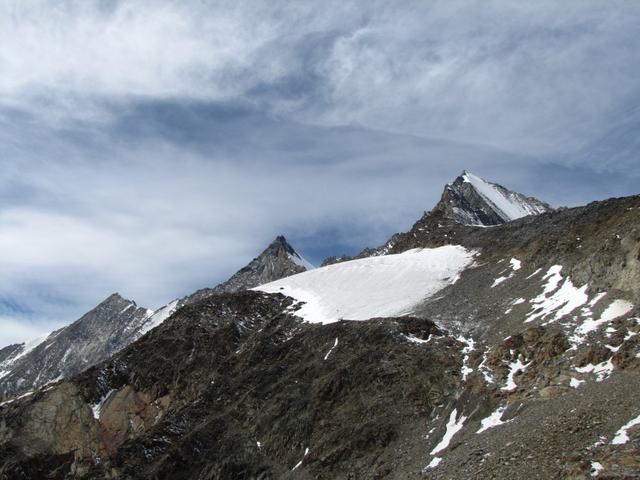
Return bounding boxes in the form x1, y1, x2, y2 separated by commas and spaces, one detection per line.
462, 171, 547, 221
502, 358, 531, 391
525, 266, 588, 324
476, 405, 510, 433
255, 246, 476, 324
611, 412, 640, 445
431, 408, 467, 455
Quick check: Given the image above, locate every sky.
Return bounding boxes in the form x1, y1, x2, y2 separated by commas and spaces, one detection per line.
1, 0, 639, 346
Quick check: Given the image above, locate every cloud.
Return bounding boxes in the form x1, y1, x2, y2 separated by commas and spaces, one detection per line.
1, 1, 639, 156
1, 1, 639, 346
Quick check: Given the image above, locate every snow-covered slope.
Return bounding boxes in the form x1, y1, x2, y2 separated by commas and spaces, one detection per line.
255, 245, 476, 323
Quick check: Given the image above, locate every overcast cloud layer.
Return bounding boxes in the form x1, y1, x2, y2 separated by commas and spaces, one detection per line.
1, 0, 639, 346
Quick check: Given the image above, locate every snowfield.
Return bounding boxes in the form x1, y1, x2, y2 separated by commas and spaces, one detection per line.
254, 245, 476, 324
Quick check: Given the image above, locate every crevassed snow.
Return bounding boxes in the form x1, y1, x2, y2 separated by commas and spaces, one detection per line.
138, 299, 180, 335
611, 412, 640, 445
288, 252, 315, 270
431, 409, 467, 455
462, 171, 547, 221
255, 246, 476, 324
476, 405, 510, 433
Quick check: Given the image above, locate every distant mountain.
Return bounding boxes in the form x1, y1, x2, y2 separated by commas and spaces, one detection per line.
3, 192, 638, 479
0, 236, 313, 399
435, 170, 551, 226
322, 171, 551, 266
136, 234, 314, 334
0, 294, 152, 399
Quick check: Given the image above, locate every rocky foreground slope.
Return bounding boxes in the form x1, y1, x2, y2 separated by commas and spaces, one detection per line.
0, 236, 312, 400
0, 178, 638, 479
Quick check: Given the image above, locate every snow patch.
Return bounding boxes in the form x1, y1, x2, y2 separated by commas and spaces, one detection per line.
323, 338, 338, 360
476, 405, 510, 433
570, 378, 585, 388
525, 266, 588, 324
577, 300, 634, 336
431, 409, 467, 455
575, 359, 614, 382
457, 336, 475, 381
91, 389, 115, 420
590, 461, 604, 477
611, 412, 640, 445
291, 447, 310, 471
491, 258, 522, 288
138, 299, 180, 335
424, 457, 442, 469
255, 246, 476, 324
501, 358, 531, 392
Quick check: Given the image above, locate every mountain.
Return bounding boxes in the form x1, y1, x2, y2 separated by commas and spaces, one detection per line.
435, 170, 552, 226
321, 171, 551, 265
1, 184, 638, 478
135, 234, 314, 334
0, 294, 152, 400
0, 236, 313, 399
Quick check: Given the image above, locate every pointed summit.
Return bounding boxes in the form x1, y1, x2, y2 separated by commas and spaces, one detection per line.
435, 171, 552, 226
209, 235, 314, 294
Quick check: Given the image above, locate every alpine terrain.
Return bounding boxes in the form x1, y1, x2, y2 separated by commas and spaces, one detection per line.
0, 235, 313, 400
1, 171, 638, 479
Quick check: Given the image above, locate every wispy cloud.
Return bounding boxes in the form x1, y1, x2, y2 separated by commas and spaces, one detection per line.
1, 1, 639, 345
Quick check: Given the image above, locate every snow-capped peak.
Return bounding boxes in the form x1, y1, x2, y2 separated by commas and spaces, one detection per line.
436, 171, 552, 226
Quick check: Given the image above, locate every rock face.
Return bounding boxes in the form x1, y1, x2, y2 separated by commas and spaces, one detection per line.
135, 234, 314, 335
0, 236, 313, 400
0, 294, 151, 400
435, 170, 552, 226
321, 171, 551, 265
197, 234, 314, 296
1, 192, 638, 479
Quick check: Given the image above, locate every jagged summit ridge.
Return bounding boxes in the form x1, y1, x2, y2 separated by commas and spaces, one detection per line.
436, 170, 552, 226
0, 293, 151, 399
0, 236, 314, 398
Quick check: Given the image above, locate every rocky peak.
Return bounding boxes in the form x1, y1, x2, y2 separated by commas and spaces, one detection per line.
0, 293, 151, 399
434, 170, 552, 226
209, 234, 314, 294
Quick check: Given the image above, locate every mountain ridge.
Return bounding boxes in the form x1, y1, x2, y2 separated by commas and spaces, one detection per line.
1, 192, 638, 479
0, 235, 313, 399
